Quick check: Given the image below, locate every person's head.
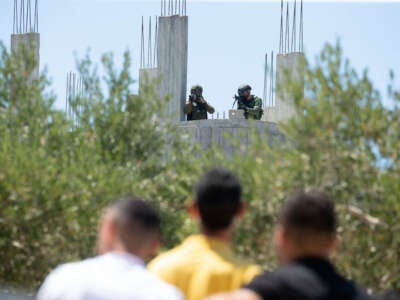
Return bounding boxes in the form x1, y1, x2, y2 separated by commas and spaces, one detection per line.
191, 85, 203, 97
189, 168, 244, 235
274, 190, 338, 264
97, 196, 161, 260
238, 84, 251, 98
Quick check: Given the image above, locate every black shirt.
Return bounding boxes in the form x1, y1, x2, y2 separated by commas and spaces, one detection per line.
244, 256, 372, 300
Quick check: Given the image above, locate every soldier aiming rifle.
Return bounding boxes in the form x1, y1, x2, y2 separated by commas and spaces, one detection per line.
233, 84, 263, 120
184, 85, 215, 121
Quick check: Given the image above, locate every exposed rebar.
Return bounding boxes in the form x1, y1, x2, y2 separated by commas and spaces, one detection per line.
299, 0, 304, 52
66, 71, 85, 128
279, 0, 283, 54
263, 53, 268, 108
140, 16, 145, 68
13, 0, 39, 34
148, 17, 152, 68
291, 0, 297, 52
153, 17, 158, 66
269, 51, 274, 107
285, 2, 289, 53
34, 0, 38, 32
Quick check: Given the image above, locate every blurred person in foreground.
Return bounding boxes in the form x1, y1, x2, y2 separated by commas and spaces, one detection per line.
207, 190, 372, 300
37, 196, 183, 300
148, 168, 260, 300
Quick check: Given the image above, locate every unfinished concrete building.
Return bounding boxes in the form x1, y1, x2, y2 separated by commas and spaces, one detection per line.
263, 0, 304, 123
139, 1, 188, 122
141, 0, 304, 154
138, 0, 304, 154
11, 0, 40, 82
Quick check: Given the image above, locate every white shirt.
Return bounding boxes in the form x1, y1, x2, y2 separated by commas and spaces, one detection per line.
37, 252, 184, 300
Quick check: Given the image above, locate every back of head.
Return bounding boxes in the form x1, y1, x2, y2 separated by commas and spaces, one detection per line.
195, 168, 242, 232
278, 190, 337, 244
107, 196, 161, 254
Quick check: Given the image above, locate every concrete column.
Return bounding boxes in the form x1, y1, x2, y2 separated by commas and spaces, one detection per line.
11, 33, 40, 81
157, 16, 188, 122
272, 52, 304, 123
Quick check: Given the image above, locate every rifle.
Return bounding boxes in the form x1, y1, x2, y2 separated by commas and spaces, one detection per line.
232, 94, 240, 109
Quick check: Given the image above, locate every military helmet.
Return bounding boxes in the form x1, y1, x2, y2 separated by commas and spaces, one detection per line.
238, 84, 252, 95
190, 85, 203, 93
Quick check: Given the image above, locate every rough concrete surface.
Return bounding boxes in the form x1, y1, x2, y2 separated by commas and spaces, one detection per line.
157, 16, 188, 122
178, 119, 284, 156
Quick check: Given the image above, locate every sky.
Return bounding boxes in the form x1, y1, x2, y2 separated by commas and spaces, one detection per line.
0, 0, 400, 114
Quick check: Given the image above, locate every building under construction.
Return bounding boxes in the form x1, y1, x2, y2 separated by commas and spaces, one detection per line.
8, 0, 304, 155
138, 0, 304, 154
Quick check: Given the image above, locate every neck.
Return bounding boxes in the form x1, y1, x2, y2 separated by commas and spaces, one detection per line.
200, 225, 232, 243
281, 249, 331, 265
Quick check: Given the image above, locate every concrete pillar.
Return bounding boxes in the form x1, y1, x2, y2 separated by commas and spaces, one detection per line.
157, 16, 188, 122
272, 52, 304, 123
10, 33, 40, 81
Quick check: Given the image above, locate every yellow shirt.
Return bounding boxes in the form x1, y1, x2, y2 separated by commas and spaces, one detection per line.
148, 234, 261, 300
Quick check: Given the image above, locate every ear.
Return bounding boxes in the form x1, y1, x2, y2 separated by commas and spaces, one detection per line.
235, 202, 247, 219
274, 225, 295, 253
327, 234, 338, 255
98, 213, 117, 254
188, 201, 200, 219
143, 235, 161, 259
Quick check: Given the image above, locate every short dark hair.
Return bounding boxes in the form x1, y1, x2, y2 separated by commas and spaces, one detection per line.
278, 190, 337, 234
110, 196, 161, 249
195, 168, 242, 231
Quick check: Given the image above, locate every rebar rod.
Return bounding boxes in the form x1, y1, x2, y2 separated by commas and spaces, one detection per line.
148, 17, 152, 68
285, 2, 289, 53
291, 0, 297, 52
299, 0, 303, 52
279, 0, 283, 54
153, 17, 158, 66
270, 51, 274, 107
263, 53, 268, 108
140, 16, 145, 68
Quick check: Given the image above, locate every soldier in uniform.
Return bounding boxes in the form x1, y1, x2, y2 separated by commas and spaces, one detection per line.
184, 85, 215, 121
234, 84, 263, 120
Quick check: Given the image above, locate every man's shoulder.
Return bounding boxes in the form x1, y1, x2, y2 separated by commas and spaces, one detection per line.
245, 261, 372, 300
148, 240, 191, 271
36, 258, 95, 300
251, 95, 262, 102
38, 255, 183, 300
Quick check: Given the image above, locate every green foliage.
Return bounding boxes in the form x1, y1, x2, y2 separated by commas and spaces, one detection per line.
218, 42, 400, 290
0, 43, 194, 288
0, 39, 399, 293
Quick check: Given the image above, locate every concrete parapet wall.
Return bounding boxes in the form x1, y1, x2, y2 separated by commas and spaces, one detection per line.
178, 120, 284, 156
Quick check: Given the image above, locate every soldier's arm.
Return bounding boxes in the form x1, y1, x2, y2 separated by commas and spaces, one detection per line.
206, 102, 215, 114
248, 97, 262, 111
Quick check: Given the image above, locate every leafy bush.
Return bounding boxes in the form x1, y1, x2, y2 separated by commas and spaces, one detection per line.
0, 40, 398, 292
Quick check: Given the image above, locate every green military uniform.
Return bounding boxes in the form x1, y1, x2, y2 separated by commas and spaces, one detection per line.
236, 84, 263, 120
184, 85, 215, 121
